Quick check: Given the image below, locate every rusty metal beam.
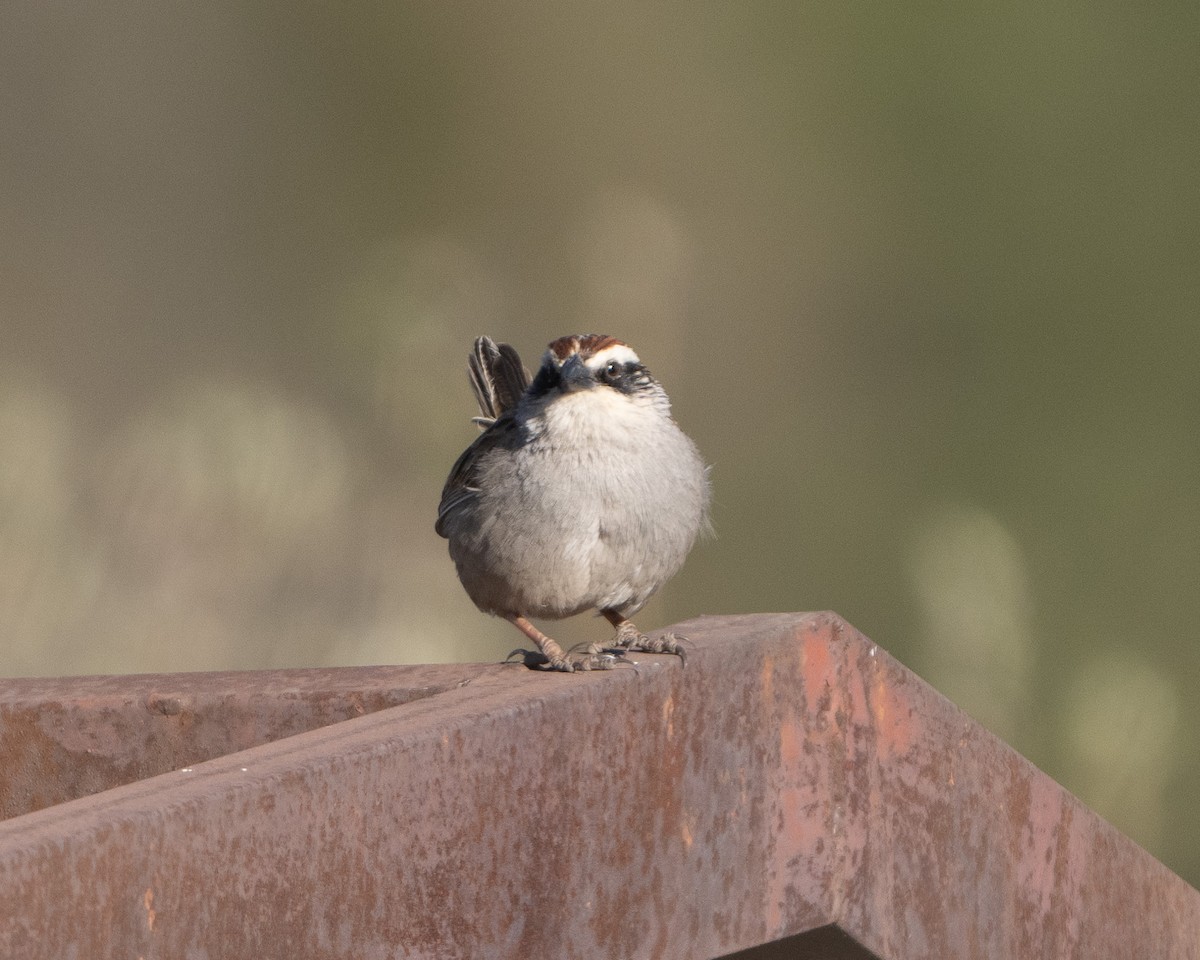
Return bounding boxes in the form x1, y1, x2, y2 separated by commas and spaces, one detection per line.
0, 664, 476, 821
1, 613, 1197, 959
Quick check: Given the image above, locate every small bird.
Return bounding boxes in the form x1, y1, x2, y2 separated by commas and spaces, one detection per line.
436, 334, 710, 671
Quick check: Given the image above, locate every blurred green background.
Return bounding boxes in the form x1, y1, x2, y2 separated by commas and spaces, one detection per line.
3, 1, 1197, 884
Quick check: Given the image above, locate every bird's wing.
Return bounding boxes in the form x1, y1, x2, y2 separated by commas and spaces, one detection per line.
434, 412, 522, 538
468, 337, 530, 426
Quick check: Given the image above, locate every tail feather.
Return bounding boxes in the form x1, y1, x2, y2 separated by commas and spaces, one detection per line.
468, 337, 530, 426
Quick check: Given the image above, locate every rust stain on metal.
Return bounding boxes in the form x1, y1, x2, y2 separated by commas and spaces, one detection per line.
0, 664, 478, 820
143, 887, 155, 931
1, 613, 1198, 960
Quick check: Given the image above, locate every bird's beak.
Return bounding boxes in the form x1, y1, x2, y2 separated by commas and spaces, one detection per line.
559, 356, 593, 392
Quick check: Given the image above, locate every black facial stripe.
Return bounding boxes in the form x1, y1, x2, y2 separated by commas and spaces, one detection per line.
597, 361, 650, 394
527, 357, 651, 397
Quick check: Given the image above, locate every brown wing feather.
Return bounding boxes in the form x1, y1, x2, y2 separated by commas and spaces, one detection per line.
438, 337, 531, 538
435, 409, 524, 538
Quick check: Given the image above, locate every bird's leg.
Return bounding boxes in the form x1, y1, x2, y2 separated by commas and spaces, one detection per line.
599, 610, 688, 666
504, 614, 623, 672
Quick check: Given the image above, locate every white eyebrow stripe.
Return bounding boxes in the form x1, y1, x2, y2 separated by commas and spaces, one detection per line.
583, 344, 641, 368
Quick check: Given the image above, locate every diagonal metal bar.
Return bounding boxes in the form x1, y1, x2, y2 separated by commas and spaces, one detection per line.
1, 613, 1197, 959
0, 663, 479, 821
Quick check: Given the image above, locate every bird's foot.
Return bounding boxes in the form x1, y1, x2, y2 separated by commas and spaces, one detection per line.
503, 614, 628, 672
608, 619, 688, 667
505, 647, 626, 672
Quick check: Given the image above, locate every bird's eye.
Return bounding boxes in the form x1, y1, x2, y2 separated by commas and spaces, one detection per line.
603, 361, 622, 381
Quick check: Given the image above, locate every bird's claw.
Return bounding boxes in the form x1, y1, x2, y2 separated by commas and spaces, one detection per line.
504, 647, 628, 672
505, 647, 549, 668
612, 628, 688, 667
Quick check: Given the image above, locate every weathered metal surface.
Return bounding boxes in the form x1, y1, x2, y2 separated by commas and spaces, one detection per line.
1, 612, 1197, 959
0, 664, 477, 820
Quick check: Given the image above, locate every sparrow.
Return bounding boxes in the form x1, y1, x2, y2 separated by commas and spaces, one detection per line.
436, 334, 710, 671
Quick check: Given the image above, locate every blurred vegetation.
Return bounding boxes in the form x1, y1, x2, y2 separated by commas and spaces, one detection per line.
3, 0, 1198, 885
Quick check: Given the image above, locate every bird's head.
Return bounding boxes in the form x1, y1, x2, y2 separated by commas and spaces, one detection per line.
528, 334, 662, 402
